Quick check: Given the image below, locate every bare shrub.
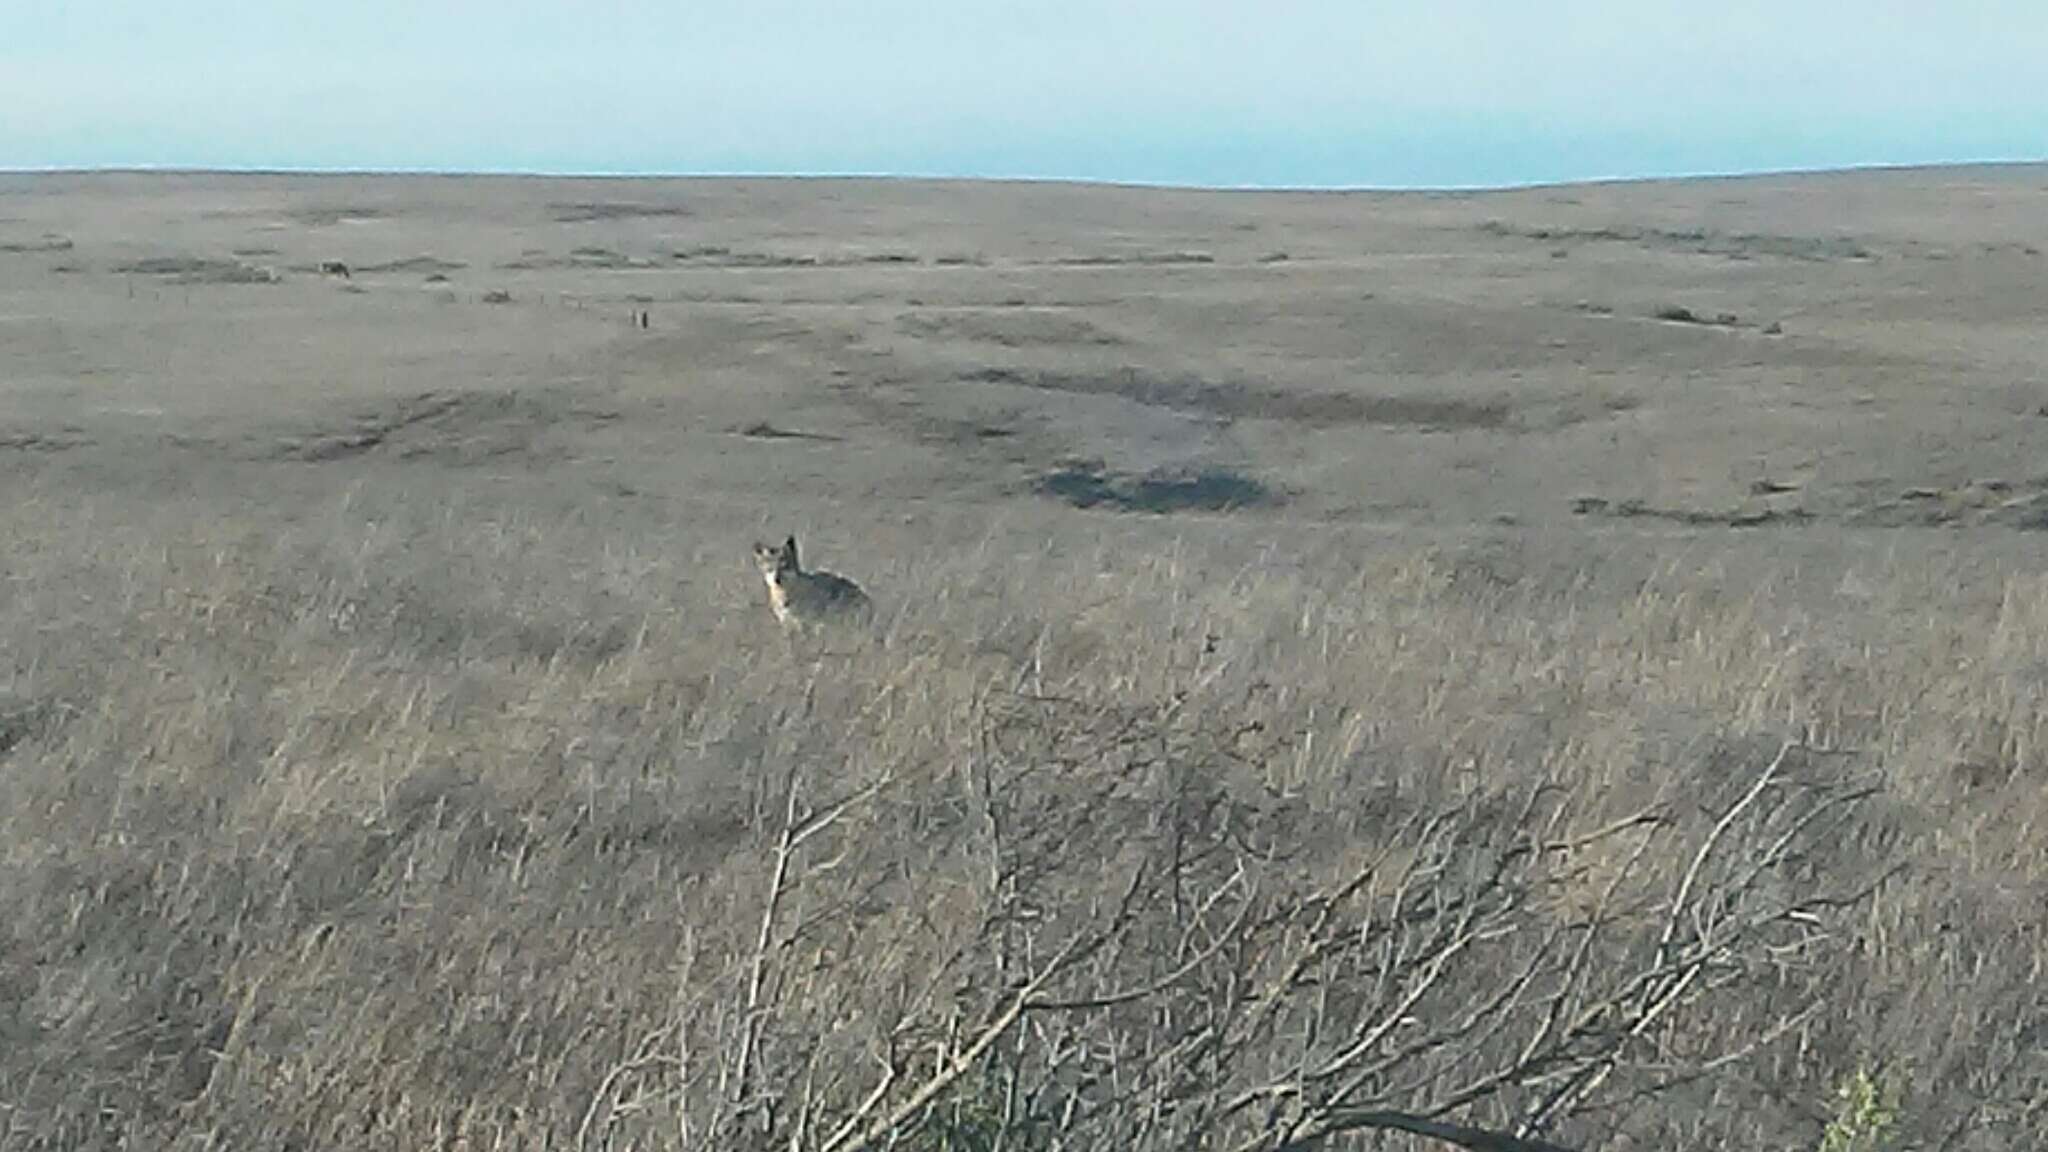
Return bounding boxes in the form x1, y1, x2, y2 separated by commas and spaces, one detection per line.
644, 691, 1885, 1152
1, 501, 2042, 1151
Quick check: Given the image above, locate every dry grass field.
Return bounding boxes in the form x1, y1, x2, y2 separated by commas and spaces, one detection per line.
2, 167, 2046, 1150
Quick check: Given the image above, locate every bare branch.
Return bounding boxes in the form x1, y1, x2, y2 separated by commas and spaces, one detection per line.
1272, 1108, 1581, 1152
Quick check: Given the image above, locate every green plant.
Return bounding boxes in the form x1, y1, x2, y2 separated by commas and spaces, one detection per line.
1819, 1063, 1901, 1152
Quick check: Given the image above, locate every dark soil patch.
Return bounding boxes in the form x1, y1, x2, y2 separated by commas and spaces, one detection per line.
1049, 252, 1215, 267
0, 235, 73, 254
0, 696, 63, 759
1653, 305, 1743, 327
1035, 460, 1279, 514
734, 421, 843, 443
356, 255, 468, 275
115, 256, 278, 284
1570, 496, 1811, 527
0, 431, 93, 453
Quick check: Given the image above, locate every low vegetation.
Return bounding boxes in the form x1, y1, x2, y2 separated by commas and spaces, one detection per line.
5, 168, 2046, 1150
2, 487, 2042, 1151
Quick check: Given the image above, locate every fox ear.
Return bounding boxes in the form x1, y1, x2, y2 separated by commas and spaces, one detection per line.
784, 534, 799, 563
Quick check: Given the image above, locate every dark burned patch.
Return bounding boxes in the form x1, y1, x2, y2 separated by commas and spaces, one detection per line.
968, 366, 1507, 430
549, 201, 692, 223
273, 389, 619, 466
1570, 496, 1811, 528
1036, 460, 1279, 514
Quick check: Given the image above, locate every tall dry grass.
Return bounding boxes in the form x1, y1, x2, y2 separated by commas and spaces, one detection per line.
2, 485, 2042, 1150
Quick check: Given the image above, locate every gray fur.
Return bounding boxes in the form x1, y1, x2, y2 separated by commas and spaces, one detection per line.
752, 534, 873, 631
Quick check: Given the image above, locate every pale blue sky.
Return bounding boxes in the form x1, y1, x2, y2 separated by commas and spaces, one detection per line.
3, 1, 2044, 187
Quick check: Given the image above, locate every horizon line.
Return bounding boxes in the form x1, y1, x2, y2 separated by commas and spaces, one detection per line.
5, 156, 2044, 195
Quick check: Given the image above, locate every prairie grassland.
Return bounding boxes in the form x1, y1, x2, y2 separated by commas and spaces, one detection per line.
2, 170, 2046, 1149
5, 480, 2043, 1149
